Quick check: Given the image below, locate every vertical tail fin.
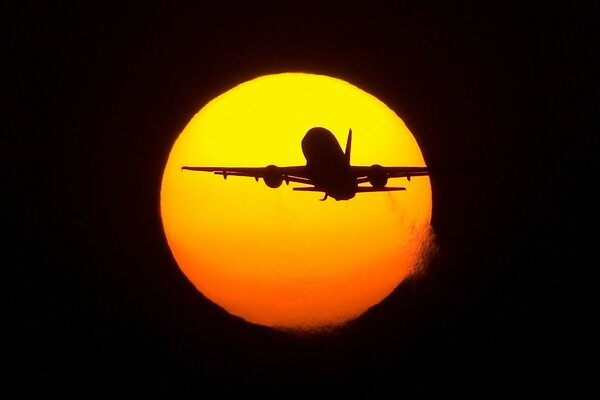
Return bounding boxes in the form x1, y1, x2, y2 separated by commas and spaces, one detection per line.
345, 128, 352, 164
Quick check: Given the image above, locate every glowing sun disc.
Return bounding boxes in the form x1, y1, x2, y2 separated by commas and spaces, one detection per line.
160, 73, 432, 332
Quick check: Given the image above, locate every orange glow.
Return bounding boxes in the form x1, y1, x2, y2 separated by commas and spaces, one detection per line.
160, 73, 432, 332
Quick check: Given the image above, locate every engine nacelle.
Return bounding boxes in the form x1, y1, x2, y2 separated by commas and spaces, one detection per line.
368, 164, 388, 188
264, 164, 283, 188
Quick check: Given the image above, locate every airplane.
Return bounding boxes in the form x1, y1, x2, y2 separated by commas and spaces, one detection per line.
181, 127, 430, 201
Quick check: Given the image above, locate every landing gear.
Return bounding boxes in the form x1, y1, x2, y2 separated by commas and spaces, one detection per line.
320, 193, 328, 201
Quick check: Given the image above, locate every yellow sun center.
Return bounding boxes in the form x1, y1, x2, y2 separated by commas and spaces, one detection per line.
160, 73, 432, 332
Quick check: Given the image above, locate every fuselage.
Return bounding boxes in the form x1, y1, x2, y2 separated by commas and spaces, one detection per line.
301, 127, 357, 200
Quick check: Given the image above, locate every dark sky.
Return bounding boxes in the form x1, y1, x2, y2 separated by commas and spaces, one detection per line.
7, 2, 594, 397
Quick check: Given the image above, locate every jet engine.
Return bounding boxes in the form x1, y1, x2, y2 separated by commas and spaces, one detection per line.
368, 164, 388, 188
264, 164, 284, 188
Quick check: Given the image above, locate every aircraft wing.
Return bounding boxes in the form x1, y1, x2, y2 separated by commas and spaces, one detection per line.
181, 165, 312, 185
350, 165, 430, 181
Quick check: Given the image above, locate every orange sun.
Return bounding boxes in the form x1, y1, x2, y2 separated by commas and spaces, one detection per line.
160, 73, 433, 332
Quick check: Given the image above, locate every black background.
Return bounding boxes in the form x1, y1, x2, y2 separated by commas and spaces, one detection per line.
7, 2, 595, 397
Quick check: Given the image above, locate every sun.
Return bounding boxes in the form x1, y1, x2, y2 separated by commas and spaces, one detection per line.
160, 72, 432, 332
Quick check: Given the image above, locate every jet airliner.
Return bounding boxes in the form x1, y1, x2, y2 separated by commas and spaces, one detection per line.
181, 127, 430, 201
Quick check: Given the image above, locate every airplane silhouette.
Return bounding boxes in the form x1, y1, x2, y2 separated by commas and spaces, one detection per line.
182, 127, 430, 201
